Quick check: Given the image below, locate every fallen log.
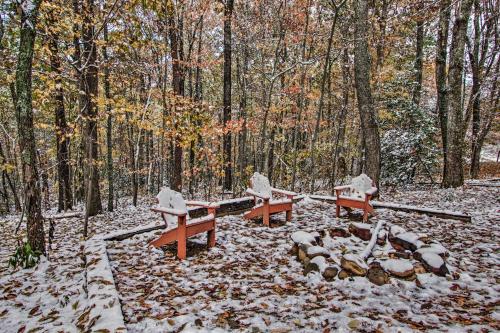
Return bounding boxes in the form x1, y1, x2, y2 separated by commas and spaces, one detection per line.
45, 212, 81, 220
104, 223, 166, 241
106, 195, 307, 242
309, 195, 471, 222
105, 197, 261, 241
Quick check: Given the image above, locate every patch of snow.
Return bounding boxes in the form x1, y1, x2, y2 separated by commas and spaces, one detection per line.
291, 231, 315, 245
156, 187, 188, 225
351, 173, 373, 198
381, 259, 414, 273
310, 256, 327, 272
421, 251, 445, 268
84, 237, 126, 332
250, 172, 273, 200
307, 246, 328, 257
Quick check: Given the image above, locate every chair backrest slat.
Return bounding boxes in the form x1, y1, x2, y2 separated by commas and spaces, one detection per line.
250, 172, 273, 200
351, 173, 373, 199
157, 187, 188, 224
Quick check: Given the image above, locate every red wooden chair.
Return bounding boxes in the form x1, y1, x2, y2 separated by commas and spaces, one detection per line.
243, 172, 297, 226
149, 187, 219, 260
335, 174, 377, 222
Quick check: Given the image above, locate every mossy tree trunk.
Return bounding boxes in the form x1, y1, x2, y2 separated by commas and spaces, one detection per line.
14, 0, 46, 254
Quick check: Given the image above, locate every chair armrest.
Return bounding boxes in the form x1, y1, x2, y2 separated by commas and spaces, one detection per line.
246, 188, 270, 200
334, 185, 352, 191
151, 206, 187, 216
186, 200, 220, 209
365, 187, 378, 196
271, 187, 297, 197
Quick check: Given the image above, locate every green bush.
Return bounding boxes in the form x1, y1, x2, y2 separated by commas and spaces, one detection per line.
9, 242, 42, 269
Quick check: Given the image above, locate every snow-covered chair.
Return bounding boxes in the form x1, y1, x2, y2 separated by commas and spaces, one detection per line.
150, 187, 219, 260
243, 172, 297, 226
334, 174, 377, 222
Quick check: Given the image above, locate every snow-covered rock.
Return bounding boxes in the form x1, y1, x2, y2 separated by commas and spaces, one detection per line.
348, 222, 372, 241
291, 231, 316, 245
306, 246, 330, 259
341, 254, 368, 276
389, 231, 423, 252
367, 262, 390, 285
381, 259, 415, 280
329, 227, 351, 238
414, 251, 449, 276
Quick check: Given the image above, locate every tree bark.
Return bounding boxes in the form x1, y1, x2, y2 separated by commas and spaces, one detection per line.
166, 0, 184, 192
47, 7, 72, 212
412, 18, 424, 106
81, 0, 102, 218
443, 0, 474, 188
103, 20, 113, 210
435, 0, 451, 182
353, 0, 381, 187
310, 0, 344, 193
14, 0, 46, 253
223, 0, 234, 192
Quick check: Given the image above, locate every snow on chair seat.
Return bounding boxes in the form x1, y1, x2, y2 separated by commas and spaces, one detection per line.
334, 174, 377, 222
150, 187, 219, 260
243, 172, 297, 227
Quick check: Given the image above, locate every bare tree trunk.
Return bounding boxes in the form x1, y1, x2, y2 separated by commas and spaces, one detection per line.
331, 40, 350, 192
353, 0, 381, 187
81, 0, 102, 219
14, 0, 45, 253
435, 0, 451, 184
469, 0, 497, 178
291, 0, 311, 192
0, 142, 21, 211
166, 0, 184, 192
443, 0, 474, 188
310, 0, 344, 193
103, 20, 113, 211
223, 0, 234, 192
412, 18, 424, 106
47, 7, 72, 212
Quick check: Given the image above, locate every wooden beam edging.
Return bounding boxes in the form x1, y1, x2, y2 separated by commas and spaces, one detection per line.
84, 237, 127, 332
309, 195, 472, 222
104, 196, 307, 242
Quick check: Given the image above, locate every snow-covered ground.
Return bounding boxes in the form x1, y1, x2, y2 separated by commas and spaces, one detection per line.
0, 186, 498, 332
481, 144, 499, 162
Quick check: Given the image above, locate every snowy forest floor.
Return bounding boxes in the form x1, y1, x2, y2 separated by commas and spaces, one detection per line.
0, 184, 499, 332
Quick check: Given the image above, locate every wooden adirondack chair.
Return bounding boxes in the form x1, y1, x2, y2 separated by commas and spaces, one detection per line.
150, 187, 219, 260
243, 172, 297, 226
335, 174, 377, 222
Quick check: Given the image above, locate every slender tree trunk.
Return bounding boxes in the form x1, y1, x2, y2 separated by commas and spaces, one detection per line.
353, 0, 381, 187
14, 0, 45, 253
237, 40, 248, 191
310, 1, 343, 192
47, 8, 72, 212
331, 42, 350, 191
443, 0, 474, 188
72, 0, 85, 203
166, 0, 184, 192
81, 0, 102, 220
223, 0, 234, 192
435, 0, 451, 184
0, 142, 21, 211
412, 19, 424, 106
291, 0, 310, 191
103, 21, 114, 210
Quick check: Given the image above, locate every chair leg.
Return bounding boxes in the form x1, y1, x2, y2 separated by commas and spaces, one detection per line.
363, 209, 369, 222
286, 209, 292, 221
177, 216, 187, 260
207, 228, 215, 248
263, 200, 270, 227
336, 204, 341, 218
